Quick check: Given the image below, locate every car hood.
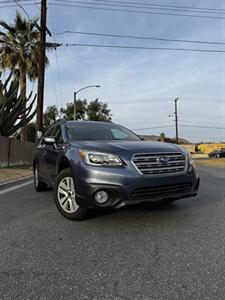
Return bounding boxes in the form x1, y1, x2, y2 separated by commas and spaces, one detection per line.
71, 140, 183, 155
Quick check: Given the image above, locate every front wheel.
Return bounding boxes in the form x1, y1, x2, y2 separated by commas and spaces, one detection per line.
54, 168, 88, 221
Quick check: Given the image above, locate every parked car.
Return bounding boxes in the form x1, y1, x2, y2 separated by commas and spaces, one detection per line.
208, 149, 225, 158
33, 120, 200, 220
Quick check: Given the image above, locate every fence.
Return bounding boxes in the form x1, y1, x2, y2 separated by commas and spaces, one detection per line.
0, 135, 36, 167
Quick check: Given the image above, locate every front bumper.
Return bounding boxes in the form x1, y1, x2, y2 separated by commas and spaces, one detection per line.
72, 162, 200, 209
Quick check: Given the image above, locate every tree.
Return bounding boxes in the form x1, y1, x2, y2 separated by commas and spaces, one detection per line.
87, 99, 112, 121
61, 99, 87, 120
27, 122, 36, 143
0, 72, 36, 137
159, 132, 165, 142
43, 105, 59, 129
60, 98, 112, 121
0, 12, 49, 140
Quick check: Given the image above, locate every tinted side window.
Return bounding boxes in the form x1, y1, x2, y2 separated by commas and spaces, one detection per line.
52, 125, 63, 144
111, 128, 129, 140
41, 126, 54, 144
45, 126, 56, 137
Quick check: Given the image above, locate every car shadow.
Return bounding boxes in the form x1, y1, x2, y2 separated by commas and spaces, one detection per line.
87, 201, 183, 221
86, 189, 221, 222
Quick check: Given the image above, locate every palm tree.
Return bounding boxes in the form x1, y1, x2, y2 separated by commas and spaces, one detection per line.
0, 12, 49, 140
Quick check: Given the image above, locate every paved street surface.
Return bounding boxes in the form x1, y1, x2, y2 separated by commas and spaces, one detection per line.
0, 165, 225, 300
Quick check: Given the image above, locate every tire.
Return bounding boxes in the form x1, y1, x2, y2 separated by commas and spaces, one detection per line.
54, 168, 88, 221
34, 164, 48, 192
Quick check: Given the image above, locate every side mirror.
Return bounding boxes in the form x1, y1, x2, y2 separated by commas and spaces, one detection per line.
139, 136, 145, 141
43, 137, 56, 145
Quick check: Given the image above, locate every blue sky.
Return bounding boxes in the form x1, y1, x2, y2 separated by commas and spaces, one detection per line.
0, 0, 225, 142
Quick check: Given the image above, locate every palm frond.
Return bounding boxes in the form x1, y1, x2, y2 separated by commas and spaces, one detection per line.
0, 12, 49, 89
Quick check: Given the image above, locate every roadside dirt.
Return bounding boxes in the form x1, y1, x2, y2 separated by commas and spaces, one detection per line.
195, 158, 225, 168
0, 168, 32, 183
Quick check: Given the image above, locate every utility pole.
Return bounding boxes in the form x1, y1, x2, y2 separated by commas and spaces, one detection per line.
74, 92, 77, 120
36, 0, 47, 141
174, 97, 179, 144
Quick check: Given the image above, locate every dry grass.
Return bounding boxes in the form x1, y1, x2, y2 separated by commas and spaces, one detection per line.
195, 158, 225, 168
0, 168, 32, 183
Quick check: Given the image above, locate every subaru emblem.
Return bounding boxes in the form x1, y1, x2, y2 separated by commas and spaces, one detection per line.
158, 156, 169, 164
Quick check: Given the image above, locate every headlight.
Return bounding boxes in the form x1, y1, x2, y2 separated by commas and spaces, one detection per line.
79, 150, 123, 167
187, 152, 195, 168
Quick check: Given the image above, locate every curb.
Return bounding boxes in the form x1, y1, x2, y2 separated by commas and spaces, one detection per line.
0, 176, 33, 191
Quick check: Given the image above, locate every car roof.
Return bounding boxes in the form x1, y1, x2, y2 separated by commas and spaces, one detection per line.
66, 120, 113, 125
51, 119, 114, 126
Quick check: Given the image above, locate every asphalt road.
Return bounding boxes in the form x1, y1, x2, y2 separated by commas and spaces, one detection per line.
0, 165, 225, 300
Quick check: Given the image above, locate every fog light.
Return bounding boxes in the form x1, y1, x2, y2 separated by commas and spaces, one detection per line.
94, 191, 109, 204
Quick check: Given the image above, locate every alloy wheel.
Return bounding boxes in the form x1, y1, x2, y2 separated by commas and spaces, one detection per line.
57, 176, 78, 213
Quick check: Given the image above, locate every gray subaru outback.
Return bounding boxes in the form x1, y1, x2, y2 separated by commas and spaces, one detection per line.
33, 119, 199, 220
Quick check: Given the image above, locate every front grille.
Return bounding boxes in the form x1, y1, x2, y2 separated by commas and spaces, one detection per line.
132, 152, 186, 175
131, 183, 193, 201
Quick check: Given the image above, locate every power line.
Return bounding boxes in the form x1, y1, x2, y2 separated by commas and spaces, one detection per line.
111, 99, 224, 106
0, 0, 36, 3
48, 2, 225, 20
180, 125, 225, 130
132, 124, 225, 131
60, 42, 225, 53
49, 0, 225, 15
52, 30, 225, 46
0, 2, 39, 7
89, 0, 225, 13
179, 119, 224, 124
0, 0, 38, 4
11, 0, 41, 23
49, 4, 65, 108
132, 125, 174, 131
54, 48, 65, 107
0, 0, 37, 2
10, 0, 52, 36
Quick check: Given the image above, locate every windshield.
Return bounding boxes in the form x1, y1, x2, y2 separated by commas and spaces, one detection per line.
65, 122, 141, 141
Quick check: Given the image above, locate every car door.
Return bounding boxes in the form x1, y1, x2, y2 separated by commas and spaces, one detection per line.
37, 126, 54, 179
42, 125, 64, 184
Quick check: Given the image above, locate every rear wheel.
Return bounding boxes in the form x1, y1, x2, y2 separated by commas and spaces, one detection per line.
34, 164, 48, 192
54, 168, 88, 220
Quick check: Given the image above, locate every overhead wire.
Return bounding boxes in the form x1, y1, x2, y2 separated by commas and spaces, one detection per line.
0, 0, 39, 6
49, 0, 225, 15
88, 0, 225, 12
132, 125, 225, 131
49, 2, 65, 108
48, 2, 225, 20
52, 30, 225, 46
2, 0, 225, 13
131, 125, 175, 131
59, 43, 225, 53
11, 0, 40, 22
